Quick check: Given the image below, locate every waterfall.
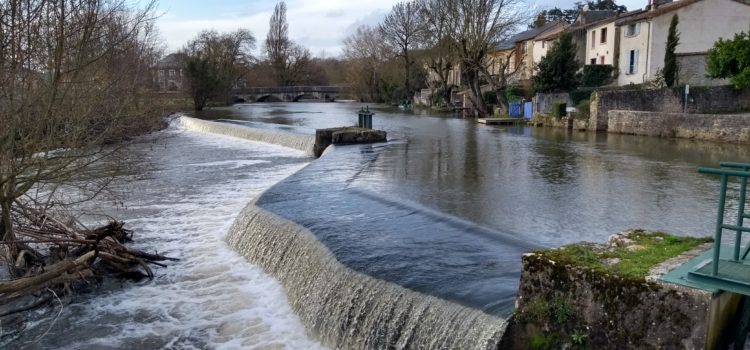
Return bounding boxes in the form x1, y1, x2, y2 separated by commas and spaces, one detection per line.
227, 202, 509, 350
178, 116, 315, 155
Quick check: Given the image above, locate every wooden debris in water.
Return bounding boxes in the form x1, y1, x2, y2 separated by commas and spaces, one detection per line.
0, 206, 178, 314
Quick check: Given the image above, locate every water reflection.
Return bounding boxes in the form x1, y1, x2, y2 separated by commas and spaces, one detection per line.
195, 102, 748, 245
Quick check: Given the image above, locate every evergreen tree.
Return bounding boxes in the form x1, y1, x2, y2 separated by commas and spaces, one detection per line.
533, 33, 580, 93
663, 14, 680, 87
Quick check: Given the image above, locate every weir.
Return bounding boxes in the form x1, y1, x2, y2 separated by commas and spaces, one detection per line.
227, 204, 509, 349
178, 116, 316, 155
180, 117, 535, 349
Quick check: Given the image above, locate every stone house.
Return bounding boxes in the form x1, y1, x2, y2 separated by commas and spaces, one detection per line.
488, 21, 568, 88
153, 53, 187, 92
532, 23, 570, 68
567, 10, 618, 67
585, 18, 619, 65
615, 0, 750, 86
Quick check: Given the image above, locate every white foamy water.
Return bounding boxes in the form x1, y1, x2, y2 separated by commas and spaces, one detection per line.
14, 125, 325, 350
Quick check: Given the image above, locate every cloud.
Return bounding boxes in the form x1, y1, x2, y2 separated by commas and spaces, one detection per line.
155, 0, 400, 57
325, 10, 345, 18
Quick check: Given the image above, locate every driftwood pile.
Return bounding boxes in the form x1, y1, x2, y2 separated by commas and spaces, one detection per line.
0, 207, 177, 316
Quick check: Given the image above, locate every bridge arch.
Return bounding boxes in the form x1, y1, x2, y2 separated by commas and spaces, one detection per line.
255, 94, 283, 103
293, 93, 317, 102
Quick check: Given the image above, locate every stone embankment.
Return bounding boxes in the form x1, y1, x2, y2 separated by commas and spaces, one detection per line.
501, 230, 740, 350
608, 111, 750, 144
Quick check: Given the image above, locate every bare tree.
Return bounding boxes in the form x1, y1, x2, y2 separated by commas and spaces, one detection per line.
0, 0, 163, 265
183, 29, 256, 110
343, 25, 394, 102
480, 45, 525, 113
446, 0, 527, 117
418, 0, 458, 106
379, 1, 426, 101
264, 1, 312, 86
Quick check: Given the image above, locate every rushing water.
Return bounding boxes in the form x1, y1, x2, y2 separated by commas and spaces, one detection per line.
11, 101, 748, 349
10, 124, 324, 349
190, 102, 747, 348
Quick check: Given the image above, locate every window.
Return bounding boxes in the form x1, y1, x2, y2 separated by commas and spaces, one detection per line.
600, 27, 607, 44
591, 30, 596, 48
169, 69, 175, 77
600, 56, 605, 64
542, 41, 545, 49
590, 58, 596, 65
625, 23, 640, 37
628, 49, 639, 74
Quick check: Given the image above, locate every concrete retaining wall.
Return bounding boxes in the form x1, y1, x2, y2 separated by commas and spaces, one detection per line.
608, 110, 750, 143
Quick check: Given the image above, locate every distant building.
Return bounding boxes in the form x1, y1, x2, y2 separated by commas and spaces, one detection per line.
490, 21, 568, 88
153, 53, 187, 92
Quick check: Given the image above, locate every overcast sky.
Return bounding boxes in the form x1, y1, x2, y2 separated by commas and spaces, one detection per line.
152, 0, 648, 56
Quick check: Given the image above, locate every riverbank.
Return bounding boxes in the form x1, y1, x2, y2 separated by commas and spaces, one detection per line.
502, 229, 727, 349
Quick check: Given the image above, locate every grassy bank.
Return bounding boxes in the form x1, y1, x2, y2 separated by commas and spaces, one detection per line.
535, 230, 712, 280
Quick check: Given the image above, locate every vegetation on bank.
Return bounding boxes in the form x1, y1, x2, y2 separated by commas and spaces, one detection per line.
499, 230, 714, 350
0, 0, 175, 333
535, 230, 711, 280
707, 28, 750, 90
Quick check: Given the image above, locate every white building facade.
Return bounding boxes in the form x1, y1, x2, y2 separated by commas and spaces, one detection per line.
586, 21, 618, 66
616, 0, 750, 86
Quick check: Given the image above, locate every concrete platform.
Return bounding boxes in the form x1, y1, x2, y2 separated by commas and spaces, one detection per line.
314, 127, 387, 157
477, 118, 523, 125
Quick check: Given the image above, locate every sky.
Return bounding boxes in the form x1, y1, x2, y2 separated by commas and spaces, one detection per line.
150, 0, 648, 57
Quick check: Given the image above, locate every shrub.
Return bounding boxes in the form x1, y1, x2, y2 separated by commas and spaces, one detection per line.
505, 84, 523, 102
707, 29, 750, 89
551, 102, 567, 118
581, 65, 615, 87
483, 91, 498, 105
575, 99, 590, 120
533, 32, 580, 93
570, 89, 594, 104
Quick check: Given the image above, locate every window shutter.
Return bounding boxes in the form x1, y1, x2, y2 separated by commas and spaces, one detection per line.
634, 50, 639, 74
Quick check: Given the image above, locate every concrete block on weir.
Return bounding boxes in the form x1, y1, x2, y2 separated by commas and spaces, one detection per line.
314, 127, 387, 157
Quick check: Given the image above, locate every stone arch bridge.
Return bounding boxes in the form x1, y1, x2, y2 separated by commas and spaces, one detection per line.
232, 86, 341, 103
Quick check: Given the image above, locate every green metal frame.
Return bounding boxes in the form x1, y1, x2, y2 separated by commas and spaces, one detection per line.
697, 162, 750, 277
358, 106, 374, 129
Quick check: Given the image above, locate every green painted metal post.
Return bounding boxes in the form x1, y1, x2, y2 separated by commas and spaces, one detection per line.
357, 106, 374, 129
735, 176, 748, 261
713, 174, 729, 276
719, 162, 750, 261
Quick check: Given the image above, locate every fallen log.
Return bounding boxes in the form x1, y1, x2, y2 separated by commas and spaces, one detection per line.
0, 251, 95, 299
0, 209, 178, 310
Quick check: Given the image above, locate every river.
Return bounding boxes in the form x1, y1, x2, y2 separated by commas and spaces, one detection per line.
9, 102, 748, 349
197, 102, 749, 244
9, 125, 324, 349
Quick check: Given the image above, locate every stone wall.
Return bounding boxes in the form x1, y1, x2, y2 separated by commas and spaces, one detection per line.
502, 253, 714, 349
677, 53, 729, 87
589, 86, 750, 131
534, 92, 574, 115
608, 110, 750, 143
